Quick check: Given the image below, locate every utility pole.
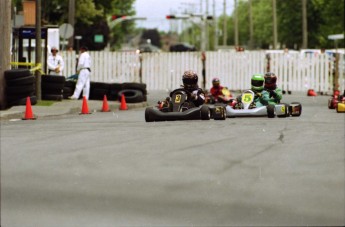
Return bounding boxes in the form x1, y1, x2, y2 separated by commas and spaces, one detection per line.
0, 0, 11, 109
223, 0, 227, 46
213, 0, 218, 50
35, 0, 42, 100
249, 0, 254, 49
68, 0, 75, 49
302, 0, 308, 49
205, 0, 209, 50
234, 0, 239, 47
272, 0, 278, 49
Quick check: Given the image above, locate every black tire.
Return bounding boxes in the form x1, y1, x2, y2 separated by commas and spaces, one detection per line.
42, 94, 63, 101
267, 104, 275, 118
213, 106, 226, 120
6, 75, 35, 86
90, 88, 109, 100
4, 69, 31, 80
118, 89, 144, 103
289, 102, 302, 117
6, 91, 35, 102
6, 84, 35, 95
90, 82, 110, 90
200, 105, 211, 120
122, 82, 147, 95
41, 75, 65, 83
145, 107, 154, 122
328, 98, 334, 109
64, 80, 76, 88
109, 83, 123, 100
41, 82, 65, 92
8, 96, 37, 106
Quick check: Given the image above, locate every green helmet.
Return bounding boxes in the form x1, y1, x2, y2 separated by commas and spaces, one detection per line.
251, 74, 264, 92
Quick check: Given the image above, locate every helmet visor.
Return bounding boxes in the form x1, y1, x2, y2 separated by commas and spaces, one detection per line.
251, 79, 264, 87
183, 77, 197, 85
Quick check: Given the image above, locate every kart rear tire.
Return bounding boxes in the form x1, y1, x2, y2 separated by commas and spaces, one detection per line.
328, 98, 334, 109
145, 107, 154, 122
290, 102, 302, 117
267, 104, 275, 118
200, 105, 211, 120
213, 106, 226, 120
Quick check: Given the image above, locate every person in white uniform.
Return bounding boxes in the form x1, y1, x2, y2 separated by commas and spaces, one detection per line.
69, 46, 92, 100
47, 47, 64, 75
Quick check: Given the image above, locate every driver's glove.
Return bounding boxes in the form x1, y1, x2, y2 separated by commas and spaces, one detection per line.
256, 92, 262, 98
269, 90, 277, 98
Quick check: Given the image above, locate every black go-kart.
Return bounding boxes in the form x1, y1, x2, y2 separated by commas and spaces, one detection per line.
145, 88, 226, 122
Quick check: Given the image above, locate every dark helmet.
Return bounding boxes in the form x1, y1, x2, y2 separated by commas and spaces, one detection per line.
182, 70, 198, 90
264, 72, 277, 89
251, 74, 264, 92
212, 77, 220, 87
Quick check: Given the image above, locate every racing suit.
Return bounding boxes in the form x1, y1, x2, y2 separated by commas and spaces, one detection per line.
210, 85, 224, 101
169, 87, 206, 107
263, 86, 283, 105
71, 51, 92, 100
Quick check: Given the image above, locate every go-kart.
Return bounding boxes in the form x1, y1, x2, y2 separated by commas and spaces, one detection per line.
145, 88, 226, 122
225, 90, 302, 118
206, 87, 235, 107
328, 90, 344, 109
336, 95, 345, 113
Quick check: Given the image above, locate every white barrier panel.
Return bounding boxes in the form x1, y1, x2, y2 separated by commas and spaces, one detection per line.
62, 51, 344, 93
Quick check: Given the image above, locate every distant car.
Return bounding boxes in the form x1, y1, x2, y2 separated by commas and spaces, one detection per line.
138, 44, 161, 53
170, 43, 196, 52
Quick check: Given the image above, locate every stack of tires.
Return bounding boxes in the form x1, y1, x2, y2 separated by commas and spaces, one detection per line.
41, 75, 65, 101
62, 80, 76, 99
5, 69, 37, 107
118, 82, 147, 103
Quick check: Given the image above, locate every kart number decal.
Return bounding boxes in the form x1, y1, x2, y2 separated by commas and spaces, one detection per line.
242, 94, 253, 104
175, 94, 182, 103
281, 106, 285, 113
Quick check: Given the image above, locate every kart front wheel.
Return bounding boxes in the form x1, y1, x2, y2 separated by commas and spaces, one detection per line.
200, 105, 211, 120
267, 104, 275, 118
145, 107, 154, 122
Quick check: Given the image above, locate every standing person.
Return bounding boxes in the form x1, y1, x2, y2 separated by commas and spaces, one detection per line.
47, 46, 64, 75
69, 46, 91, 100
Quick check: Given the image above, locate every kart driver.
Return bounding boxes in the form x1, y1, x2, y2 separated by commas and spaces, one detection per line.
263, 72, 283, 104
159, 70, 205, 110
250, 73, 269, 107
210, 77, 225, 102
178, 70, 206, 107
234, 73, 269, 108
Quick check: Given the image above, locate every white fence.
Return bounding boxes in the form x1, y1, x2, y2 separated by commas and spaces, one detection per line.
61, 51, 345, 93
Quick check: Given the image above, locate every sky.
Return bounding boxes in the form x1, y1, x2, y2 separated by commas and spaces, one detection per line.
134, 0, 234, 32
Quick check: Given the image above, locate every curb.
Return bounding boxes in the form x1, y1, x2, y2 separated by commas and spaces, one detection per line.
0, 101, 148, 121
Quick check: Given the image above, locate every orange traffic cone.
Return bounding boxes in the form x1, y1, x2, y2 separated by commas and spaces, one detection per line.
101, 94, 110, 112
22, 97, 36, 120
119, 94, 128, 110
80, 96, 91, 114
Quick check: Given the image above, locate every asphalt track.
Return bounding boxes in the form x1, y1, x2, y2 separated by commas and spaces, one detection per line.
1, 91, 344, 226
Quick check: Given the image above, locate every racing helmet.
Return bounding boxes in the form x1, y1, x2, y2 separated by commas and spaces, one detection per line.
264, 72, 277, 89
212, 77, 220, 87
251, 74, 264, 92
182, 70, 198, 90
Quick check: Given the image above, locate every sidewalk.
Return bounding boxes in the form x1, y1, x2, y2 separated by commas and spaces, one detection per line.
0, 99, 149, 121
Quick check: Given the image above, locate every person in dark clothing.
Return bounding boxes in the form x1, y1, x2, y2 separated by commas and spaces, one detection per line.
177, 70, 205, 107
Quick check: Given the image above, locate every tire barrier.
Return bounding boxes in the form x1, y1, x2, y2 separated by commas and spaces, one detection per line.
41, 75, 65, 101
117, 89, 145, 103
5, 69, 36, 107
